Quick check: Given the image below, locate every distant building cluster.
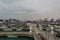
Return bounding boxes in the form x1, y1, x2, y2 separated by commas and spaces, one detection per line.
38, 18, 60, 26
0, 19, 28, 28
0, 18, 60, 28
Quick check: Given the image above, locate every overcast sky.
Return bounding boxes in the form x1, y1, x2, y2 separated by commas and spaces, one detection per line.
0, 0, 60, 20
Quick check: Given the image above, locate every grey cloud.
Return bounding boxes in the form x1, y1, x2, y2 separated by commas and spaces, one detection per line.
0, 0, 24, 4
0, 0, 60, 20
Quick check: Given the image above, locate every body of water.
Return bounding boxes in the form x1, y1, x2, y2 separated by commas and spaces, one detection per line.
0, 36, 34, 40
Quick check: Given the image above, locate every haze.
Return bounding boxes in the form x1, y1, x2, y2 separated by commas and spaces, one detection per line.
0, 0, 60, 20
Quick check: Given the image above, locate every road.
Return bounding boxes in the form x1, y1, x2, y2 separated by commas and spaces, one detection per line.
33, 27, 46, 40
32, 24, 60, 40
37, 27, 57, 40
56, 37, 60, 40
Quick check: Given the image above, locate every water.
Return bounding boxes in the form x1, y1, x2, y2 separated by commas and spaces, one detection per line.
0, 36, 34, 40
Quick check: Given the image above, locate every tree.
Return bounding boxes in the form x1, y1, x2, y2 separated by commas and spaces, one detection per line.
13, 19, 16, 21
50, 18, 54, 22
43, 18, 48, 24
9, 19, 12, 21
55, 19, 60, 24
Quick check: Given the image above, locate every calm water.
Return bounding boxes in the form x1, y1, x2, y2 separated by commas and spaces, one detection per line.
0, 37, 34, 40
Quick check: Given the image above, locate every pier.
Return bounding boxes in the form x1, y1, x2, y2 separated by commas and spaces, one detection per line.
0, 27, 33, 37
0, 25, 46, 40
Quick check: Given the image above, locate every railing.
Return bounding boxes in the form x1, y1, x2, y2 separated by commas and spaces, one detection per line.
0, 28, 29, 29
0, 32, 30, 34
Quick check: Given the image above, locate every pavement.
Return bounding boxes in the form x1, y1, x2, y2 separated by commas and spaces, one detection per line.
33, 26, 57, 40
38, 29, 56, 40
33, 27, 46, 40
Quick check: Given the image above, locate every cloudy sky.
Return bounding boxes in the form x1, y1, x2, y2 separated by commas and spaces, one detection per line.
0, 0, 60, 20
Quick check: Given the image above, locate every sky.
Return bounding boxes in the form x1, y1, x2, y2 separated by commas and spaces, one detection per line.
0, 0, 60, 20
